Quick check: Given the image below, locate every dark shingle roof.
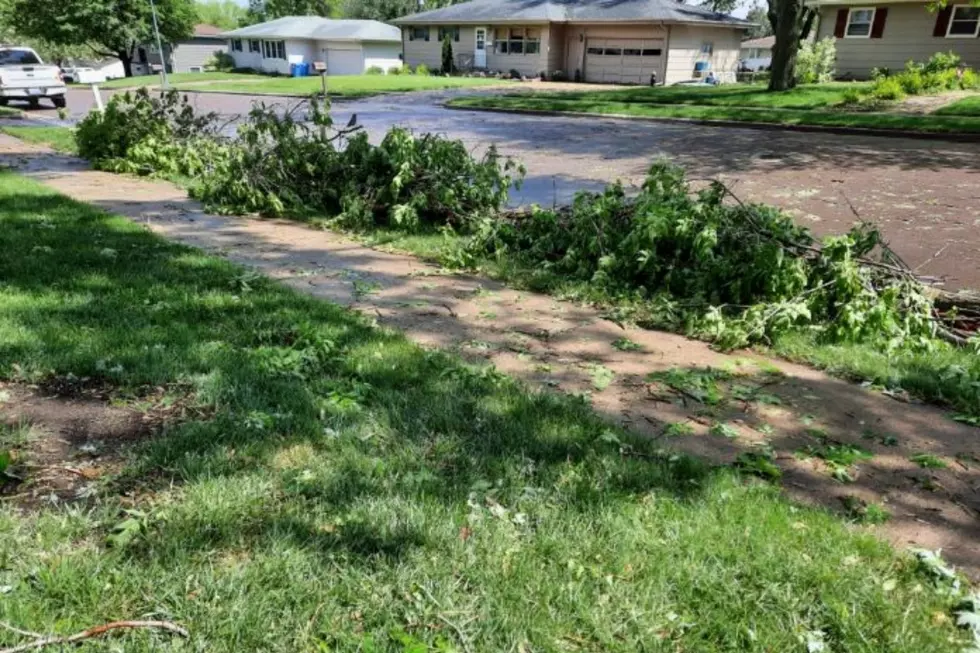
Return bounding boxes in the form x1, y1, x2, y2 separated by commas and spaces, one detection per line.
393, 0, 751, 27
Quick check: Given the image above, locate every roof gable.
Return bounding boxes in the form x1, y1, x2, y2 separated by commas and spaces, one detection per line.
222, 17, 401, 42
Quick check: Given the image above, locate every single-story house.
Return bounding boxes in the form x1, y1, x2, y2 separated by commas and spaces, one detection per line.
222, 17, 402, 75
393, 0, 751, 84
811, 0, 980, 78
739, 35, 774, 70
132, 24, 228, 75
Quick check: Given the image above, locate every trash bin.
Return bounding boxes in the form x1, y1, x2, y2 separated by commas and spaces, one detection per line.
291, 63, 310, 77
300, 62, 310, 77
693, 61, 709, 77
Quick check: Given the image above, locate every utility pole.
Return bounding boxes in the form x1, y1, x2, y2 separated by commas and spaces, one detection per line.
149, 0, 169, 89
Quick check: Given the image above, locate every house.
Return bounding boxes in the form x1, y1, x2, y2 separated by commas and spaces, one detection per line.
739, 35, 774, 70
392, 0, 751, 84
812, 0, 980, 78
222, 17, 402, 75
132, 24, 229, 75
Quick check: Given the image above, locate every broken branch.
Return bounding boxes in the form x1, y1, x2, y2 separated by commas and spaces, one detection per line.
0, 620, 188, 653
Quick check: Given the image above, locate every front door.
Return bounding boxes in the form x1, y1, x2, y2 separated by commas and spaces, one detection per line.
474, 27, 488, 68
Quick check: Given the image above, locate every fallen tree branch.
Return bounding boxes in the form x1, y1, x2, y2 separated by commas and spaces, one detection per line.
0, 620, 188, 653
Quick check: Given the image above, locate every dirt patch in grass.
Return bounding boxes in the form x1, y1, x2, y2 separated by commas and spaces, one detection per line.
895, 90, 978, 114
0, 381, 193, 508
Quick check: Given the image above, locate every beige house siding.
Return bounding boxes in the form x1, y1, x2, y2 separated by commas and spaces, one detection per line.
664, 24, 741, 83
486, 25, 551, 76
172, 39, 227, 72
403, 26, 476, 70
817, 3, 980, 78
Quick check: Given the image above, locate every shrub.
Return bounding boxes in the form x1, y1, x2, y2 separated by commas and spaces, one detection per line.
388, 65, 403, 75
205, 51, 235, 72
509, 68, 522, 80
924, 50, 961, 74
896, 70, 924, 95
872, 77, 906, 101
870, 66, 890, 80
365, 65, 384, 75
415, 63, 431, 76
795, 36, 836, 84
441, 36, 454, 75
961, 68, 980, 89
551, 69, 567, 82
840, 88, 864, 106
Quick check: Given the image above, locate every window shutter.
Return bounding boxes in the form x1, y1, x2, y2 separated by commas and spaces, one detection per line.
833, 8, 848, 38
933, 4, 953, 36
408, 27, 414, 41
425, 28, 429, 42
870, 8, 888, 38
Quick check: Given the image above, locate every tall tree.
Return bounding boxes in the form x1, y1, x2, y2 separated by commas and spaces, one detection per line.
196, 0, 251, 29
342, 0, 416, 21
246, 0, 337, 21
766, 0, 816, 91
8, 0, 196, 77
745, 3, 774, 38
699, 0, 741, 14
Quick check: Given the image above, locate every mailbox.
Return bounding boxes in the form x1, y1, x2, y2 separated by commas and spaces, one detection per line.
312, 61, 327, 73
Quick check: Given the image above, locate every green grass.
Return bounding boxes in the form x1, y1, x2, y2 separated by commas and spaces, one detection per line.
0, 106, 20, 117
0, 126, 76, 153
448, 85, 980, 134
0, 172, 969, 651
934, 94, 980, 116
178, 73, 510, 97
97, 71, 268, 89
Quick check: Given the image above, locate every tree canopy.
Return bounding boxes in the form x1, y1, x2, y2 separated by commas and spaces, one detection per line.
745, 3, 774, 38
7, 0, 197, 75
196, 0, 252, 28
246, 0, 337, 22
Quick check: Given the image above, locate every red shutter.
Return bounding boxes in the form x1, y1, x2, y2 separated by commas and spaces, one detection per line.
933, 4, 953, 37
834, 8, 849, 38
870, 8, 888, 38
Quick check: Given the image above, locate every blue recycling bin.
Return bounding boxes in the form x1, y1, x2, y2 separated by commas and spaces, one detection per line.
291, 63, 310, 77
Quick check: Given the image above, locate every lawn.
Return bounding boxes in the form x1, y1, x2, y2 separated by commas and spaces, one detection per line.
449, 83, 980, 134
0, 126, 76, 153
96, 71, 267, 89
934, 94, 980, 116
0, 172, 970, 651
178, 73, 510, 97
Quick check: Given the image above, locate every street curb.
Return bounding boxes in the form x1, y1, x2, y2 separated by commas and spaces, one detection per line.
443, 102, 980, 143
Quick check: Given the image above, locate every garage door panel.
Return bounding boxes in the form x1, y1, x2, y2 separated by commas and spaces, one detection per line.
585, 37, 663, 84
326, 48, 363, 75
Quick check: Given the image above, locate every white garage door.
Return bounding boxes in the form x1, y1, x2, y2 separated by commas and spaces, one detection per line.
585, 38, 665, 84
325, 47, 364, 76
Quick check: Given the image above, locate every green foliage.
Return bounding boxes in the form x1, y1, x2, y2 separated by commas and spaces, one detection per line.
75, 89, 221, 177
193, 96, 523, 230
8, 0, 196, 68
365, 65, 384, 75
611, 337, 643, 351
923, 51, 961, 74
457, 161, 939, 352
865, 52, 976, 104
441, 35, 454, 75
415, 63, 431, 76
206, 51, 236, 71
873, 77, 906, 101
388, 64, 411, 75
795, 37, 836, 84
745, 3, 774, 39
195, 0, 251, 28
909, 453, 947, 469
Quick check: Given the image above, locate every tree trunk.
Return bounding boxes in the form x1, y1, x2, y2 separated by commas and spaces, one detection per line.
118, 52, 134, 78
768, 0, 805, 91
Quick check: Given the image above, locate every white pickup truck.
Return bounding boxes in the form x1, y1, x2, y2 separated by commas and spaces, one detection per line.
0, 47, 67, 109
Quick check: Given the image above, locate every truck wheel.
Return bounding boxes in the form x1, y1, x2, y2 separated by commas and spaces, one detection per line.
52, 96, 67, 109
28, 98, 40, 109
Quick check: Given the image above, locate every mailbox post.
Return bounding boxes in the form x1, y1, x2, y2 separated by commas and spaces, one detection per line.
312, 61, 327, 97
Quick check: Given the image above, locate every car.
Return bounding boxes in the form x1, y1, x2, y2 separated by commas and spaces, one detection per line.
0, 46, 67, 109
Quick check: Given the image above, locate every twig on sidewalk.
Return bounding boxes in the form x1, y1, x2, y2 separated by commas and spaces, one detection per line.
0, 620, 188, 653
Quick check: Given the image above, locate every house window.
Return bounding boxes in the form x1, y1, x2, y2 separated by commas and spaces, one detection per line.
603, 47, 622, 56
947, 5, 980, 37
642, 48, 662, 56
409, 26, 430, 41
586, 46, 603, 55
700, 42, 714, 55
494, 28, 539, 55
249, 39, 261, 53
437, 26, 460, 42
262, 40, 285, 59
845, 8, 875, 37
231, 39, 243, 52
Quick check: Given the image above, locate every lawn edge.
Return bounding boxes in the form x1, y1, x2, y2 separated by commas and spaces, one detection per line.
444, 101, 980, 143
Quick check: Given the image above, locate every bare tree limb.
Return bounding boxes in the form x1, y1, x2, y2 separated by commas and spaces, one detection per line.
0, 620, 188, 653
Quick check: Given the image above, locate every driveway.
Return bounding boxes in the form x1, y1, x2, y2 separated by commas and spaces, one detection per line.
32, 86, 980, 289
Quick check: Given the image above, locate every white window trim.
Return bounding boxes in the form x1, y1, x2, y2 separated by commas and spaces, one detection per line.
946, 4, 980, 38
844, 7, 876, 39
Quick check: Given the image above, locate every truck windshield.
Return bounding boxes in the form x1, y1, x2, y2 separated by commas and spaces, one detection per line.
0, 50, 42, 65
